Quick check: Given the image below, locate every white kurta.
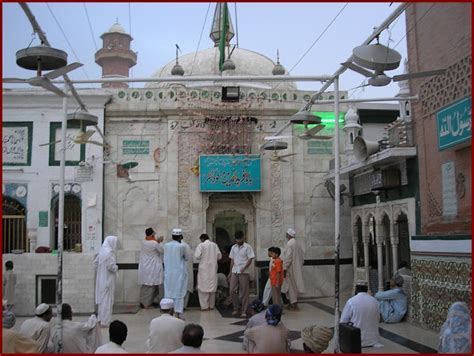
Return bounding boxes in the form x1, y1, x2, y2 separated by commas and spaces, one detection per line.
19, 316, 51, 353
283, 238, 305, 295
146, 313, 185, 353
95, 341, 128, 353
181, 241, 194, 293
2, 328, 40, 354
164, 240, 188, 313
2, 270, 16, 306
195, 240, 222, 293
49, 316, 102, 353
138, 239, 164, 286
94, 236, 119, 327
340, 292, 380, 347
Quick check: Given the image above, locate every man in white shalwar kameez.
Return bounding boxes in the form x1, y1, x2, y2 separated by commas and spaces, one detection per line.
146, 298, 185, 353
49, 303, 102, 353
95, 320, 128, 353
94, 235, 119, 327
195, 233, 222, 310
340, 284, 381, 347
138, 228, 164, 308
164, 228, 188, 317
19, 303, 53, 353
283, 228, 305, 310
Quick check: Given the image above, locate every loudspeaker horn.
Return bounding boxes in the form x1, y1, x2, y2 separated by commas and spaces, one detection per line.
353, 136, 380, 161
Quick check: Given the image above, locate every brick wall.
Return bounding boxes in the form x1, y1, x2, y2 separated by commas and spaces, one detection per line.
406, 3, 472, 234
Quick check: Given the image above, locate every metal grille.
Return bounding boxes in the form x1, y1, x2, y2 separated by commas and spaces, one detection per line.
2, 215, 29, 253
54, 196, 82, 251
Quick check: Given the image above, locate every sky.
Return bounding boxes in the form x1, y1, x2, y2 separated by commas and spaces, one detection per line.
3, 2, 409, 100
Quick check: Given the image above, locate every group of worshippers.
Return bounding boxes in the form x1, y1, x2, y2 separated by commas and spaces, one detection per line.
340, 273, 409, 348
3, 302, 102, 353
137, 228, 221, 317
242, 299, 334, 353
133, 226, 305, 320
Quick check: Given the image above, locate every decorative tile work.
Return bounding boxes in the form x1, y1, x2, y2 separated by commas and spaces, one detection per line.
411, 255, 472, 330
419, 55, 472, 118
418, 55, 472, 218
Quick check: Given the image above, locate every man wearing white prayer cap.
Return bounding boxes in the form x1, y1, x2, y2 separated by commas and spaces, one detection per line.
283, 228, 305, 311
19, 303, 53, 353
163, 228, 188, 319
146, 297, 185, 353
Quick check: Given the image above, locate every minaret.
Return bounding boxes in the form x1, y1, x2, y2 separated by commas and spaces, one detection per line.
95, 21, 137, 88
394, 59, 413, 146
343, 105, 362, 159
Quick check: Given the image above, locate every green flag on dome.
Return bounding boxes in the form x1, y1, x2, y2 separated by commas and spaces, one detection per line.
218, 3, 229, 72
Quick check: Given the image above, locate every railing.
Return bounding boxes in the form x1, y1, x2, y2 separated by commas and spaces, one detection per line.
2, 215, 30, 253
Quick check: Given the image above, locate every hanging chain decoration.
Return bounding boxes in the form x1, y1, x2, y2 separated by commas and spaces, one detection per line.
174, 88, 264, 155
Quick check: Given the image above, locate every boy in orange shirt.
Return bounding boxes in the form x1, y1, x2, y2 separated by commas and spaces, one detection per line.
269, 247, 284, 307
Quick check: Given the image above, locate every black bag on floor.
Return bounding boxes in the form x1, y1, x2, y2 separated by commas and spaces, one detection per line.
339, 322, 361, 353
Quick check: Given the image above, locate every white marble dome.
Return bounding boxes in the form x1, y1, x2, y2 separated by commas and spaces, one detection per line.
106, 23, 127, 35
147, 46, 296, 90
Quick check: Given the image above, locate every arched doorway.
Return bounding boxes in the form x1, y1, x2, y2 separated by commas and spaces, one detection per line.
2, 197, 28, 253
52, 194, 82, 251
397, 213, 410, 269
382, 214, 392, 281
368, 215, 378, 294
206, 193, 256, 277
214, 210, 246, 275
355, 217, 364, 267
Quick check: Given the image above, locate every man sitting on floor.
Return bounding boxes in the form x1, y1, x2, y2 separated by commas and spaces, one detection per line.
340, 284, 381, 347
375, 274, 407, 323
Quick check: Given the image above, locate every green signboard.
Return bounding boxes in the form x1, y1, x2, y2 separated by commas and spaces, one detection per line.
436, 96, 471, 151
122, 140, 150, 155
39, 211, 48, 227
199, 155, 261, 192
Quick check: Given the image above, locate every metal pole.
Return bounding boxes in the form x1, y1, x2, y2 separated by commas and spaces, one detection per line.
333, 75, 341, 353
50, 74, 332, 85
55, 83, 69, 353
307, 3, 409, 107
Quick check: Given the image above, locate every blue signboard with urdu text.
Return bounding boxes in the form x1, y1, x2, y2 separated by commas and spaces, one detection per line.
436, 96, 471, 150
199, 155, 261, 192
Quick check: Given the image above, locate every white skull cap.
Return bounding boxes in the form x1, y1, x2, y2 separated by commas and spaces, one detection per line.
35, 303, 50, 316
160, 298, 174, 309
172, 228, 182, 235
287, 228, 296, 237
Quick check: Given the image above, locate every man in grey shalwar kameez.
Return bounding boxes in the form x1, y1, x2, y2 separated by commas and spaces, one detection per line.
164, 228, 188, 318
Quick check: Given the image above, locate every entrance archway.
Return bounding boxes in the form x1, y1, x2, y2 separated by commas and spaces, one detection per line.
52, 194, 82, 251
397, 213, 410, 268
206, 193, 256, 277
2, 197, 28, 253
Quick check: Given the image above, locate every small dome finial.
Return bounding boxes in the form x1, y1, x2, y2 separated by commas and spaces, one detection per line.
272, 49, 286, 75
171, 44, 184, 76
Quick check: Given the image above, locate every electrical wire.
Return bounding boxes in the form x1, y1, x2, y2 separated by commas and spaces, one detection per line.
288, 3, 349, 73
190, 2, 212, 75
394, 3, 435, 49
46, 3, 89, 79
83, 3, 98, 52
349, 3, 414, 99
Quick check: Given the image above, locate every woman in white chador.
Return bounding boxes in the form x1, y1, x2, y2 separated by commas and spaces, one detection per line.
94, 235, 119, 327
